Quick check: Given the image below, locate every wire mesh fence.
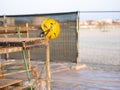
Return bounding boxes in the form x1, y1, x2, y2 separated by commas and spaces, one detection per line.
0, 12, 78, 63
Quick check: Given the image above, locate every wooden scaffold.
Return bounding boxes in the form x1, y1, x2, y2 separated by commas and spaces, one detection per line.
0, 16, 51, 90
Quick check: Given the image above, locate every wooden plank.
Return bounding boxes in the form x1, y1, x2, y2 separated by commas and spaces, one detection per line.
0, 47, 22, 54
0, 38, 46, 49
0, 79, 22, 89
26, 43, 46, 49
71, 64, 87, 70
0, 40, 47, 54
0, 26, 38, 31
1, 60, 16, 66
0, 69, 31, 77
0, 38, 46, 43
12, 85, 28, 90
0, 31, 27, 34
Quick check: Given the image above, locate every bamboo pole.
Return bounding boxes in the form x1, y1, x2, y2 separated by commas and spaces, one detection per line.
46, 41, 51, 90
4, 16, 9, 60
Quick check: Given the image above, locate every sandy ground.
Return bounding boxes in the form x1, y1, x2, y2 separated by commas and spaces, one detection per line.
3, 61, 120, 90
51, 63, 120, 90
79, 29, 120, 67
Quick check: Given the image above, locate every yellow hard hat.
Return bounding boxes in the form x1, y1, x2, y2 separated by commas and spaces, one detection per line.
41, 18, 60, 40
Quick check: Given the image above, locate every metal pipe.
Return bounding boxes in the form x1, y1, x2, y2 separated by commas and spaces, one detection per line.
17, 27, 33, 90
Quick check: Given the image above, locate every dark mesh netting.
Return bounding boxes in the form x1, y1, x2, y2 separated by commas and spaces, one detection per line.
0, 12, 78, 63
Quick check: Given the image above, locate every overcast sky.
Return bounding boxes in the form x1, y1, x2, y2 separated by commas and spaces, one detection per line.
0, 0, 119, 15
0, 0, 120, 20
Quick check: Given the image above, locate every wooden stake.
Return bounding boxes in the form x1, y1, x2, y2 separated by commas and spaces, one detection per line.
46, 41, 51, 90
3, 16, 9, 60
0, 69, 31, 77
26, 23, 29, 38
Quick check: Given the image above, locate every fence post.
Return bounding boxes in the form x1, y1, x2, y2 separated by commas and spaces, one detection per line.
76, 11, 81, 64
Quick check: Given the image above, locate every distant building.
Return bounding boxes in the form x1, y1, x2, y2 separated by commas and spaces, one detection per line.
97, 19, 113, 25
115, 19, 120, 24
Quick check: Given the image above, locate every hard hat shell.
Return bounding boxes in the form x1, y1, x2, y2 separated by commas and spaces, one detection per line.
41, 18, 60, 40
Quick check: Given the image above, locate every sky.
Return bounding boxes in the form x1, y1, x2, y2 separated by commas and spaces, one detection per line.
0, 0, 120, 20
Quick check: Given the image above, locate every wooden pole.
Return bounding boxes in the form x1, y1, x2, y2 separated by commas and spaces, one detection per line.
3, 16, 7, 38
46, 41, 51, 90
26, 23, 31, 69
0, 59, 2, 77
0, 58, 4, 78
26, 23, 29, 38
39, 63, 46, 78
3, 16, 9, 60
0, 69, 31, 77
